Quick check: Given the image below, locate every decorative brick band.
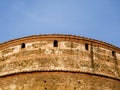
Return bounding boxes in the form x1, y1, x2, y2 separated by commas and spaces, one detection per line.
0, 58, 119, 81
0, 67, 120, 81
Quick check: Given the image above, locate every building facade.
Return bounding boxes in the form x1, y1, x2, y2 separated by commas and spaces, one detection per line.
0, 34, 120, 90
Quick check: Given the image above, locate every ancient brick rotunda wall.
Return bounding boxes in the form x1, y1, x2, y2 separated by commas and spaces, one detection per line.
0, 34, 120, 90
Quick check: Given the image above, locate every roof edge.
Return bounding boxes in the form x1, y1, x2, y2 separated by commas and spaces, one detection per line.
0, 34, 120, 51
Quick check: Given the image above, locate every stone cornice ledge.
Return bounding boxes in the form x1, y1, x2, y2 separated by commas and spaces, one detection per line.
0, 68, 120, 81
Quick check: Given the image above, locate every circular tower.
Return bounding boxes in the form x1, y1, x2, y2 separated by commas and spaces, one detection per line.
0, 34, 120, 90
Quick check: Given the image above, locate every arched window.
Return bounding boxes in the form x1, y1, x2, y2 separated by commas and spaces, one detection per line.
85, 43, 89, 50
54, 40, 58, 47
21, 43, 25, 48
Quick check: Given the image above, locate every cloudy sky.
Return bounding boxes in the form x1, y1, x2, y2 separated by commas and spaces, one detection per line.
0, 0, 120, 47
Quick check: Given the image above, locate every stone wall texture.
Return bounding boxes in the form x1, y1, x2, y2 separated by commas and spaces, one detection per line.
0, 34, 120, 90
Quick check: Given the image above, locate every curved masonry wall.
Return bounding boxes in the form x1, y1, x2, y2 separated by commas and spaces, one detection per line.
0, 72, 120, 90
0, 34, 120, 90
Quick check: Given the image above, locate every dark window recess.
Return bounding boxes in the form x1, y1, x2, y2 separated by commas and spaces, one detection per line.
44, 80, 47, 83
54, 40, 58, 47
85, 44, 89, 50
21, 43, 25, 48
112, 51, 115, 56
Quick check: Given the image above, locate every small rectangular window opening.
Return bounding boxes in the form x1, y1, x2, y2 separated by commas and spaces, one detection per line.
85, 43, 89, 50
21, 43, 25, 48
54, 40, 58, 47
112, 51, 115, 56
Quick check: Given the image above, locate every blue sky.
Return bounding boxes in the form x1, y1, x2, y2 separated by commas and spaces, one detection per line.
0, 0, 120, 47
